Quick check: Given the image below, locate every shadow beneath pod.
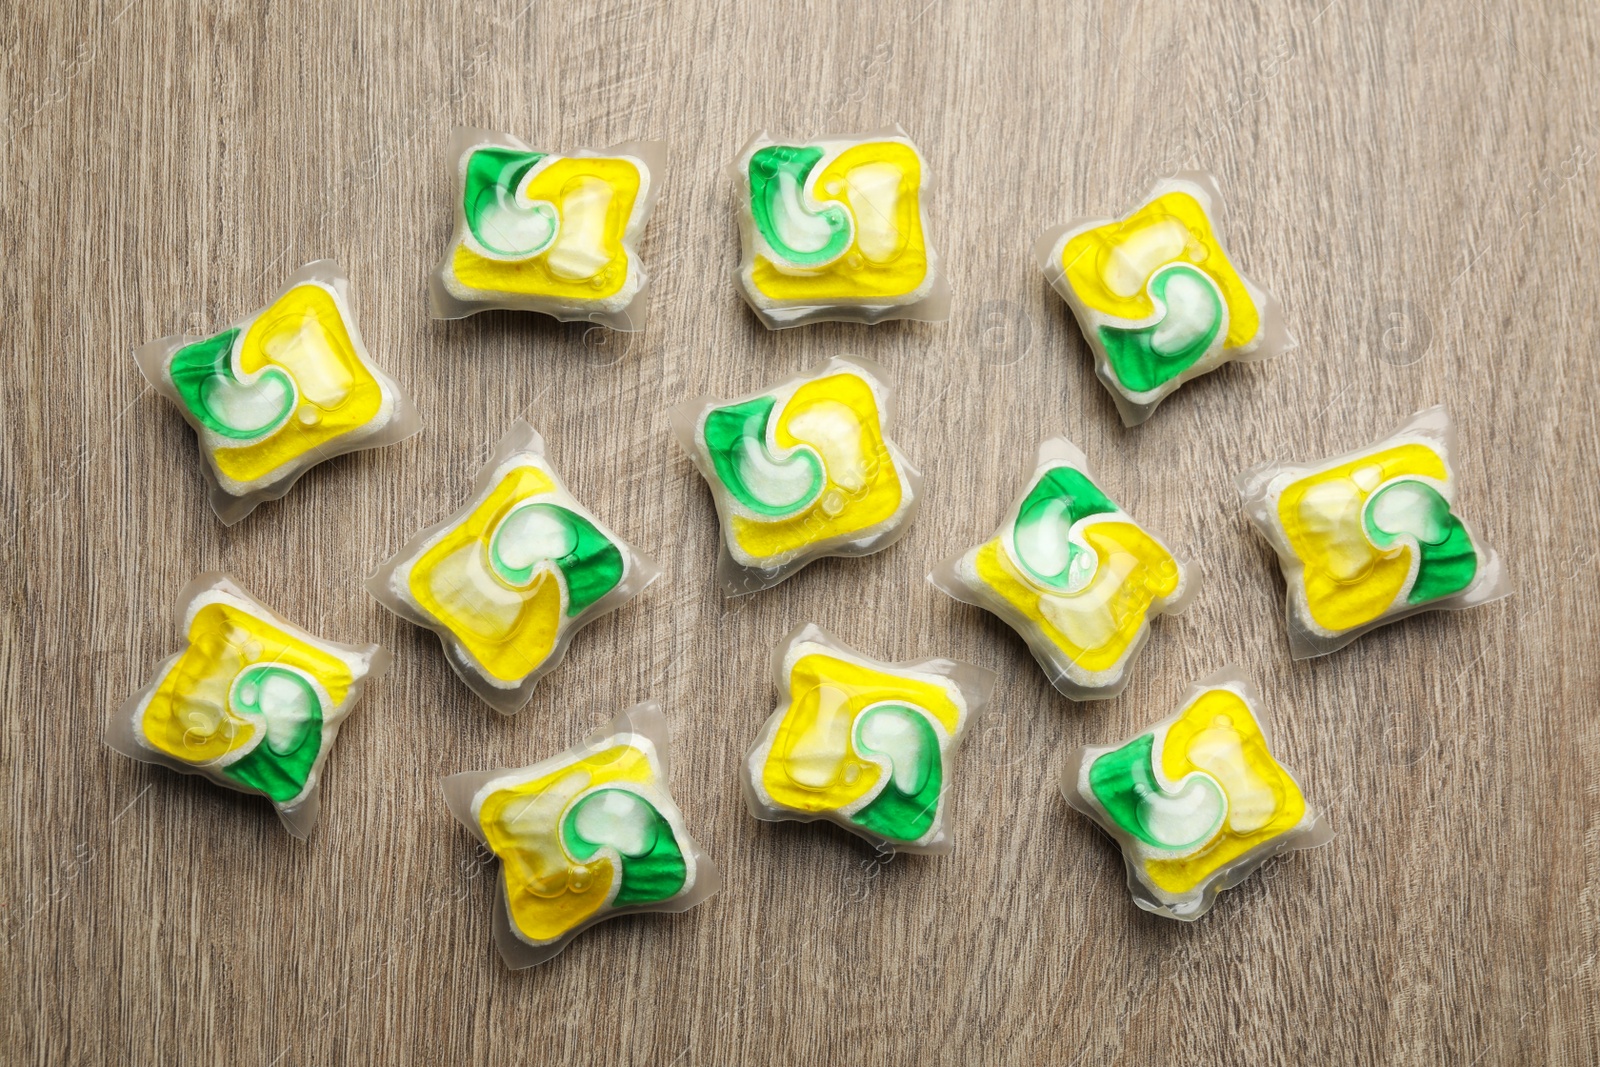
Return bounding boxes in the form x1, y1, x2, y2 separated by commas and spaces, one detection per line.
727, 304, 943, 368
429, 309, 650, 374
213, 445, 376, 533
1151, 355, 1270, 427
1040, 282, 1127, 433
739, 810, 927, 904
123, 760, 309, 851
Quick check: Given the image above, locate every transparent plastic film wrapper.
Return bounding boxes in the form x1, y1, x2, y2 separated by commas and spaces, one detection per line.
1236, 405, 1510, 658
1037, 172, 1292, 426
929, 436, 1197, 701
135, 260, 420, 524
729, 126, 950, 329
1062, 666, 1329, 920
368, 421, 660, 714
442, 701, 720, 969
670, 355, 922, 596
742, 623, 996, 855
430, 127, 666, 331
106, 573, 389, 839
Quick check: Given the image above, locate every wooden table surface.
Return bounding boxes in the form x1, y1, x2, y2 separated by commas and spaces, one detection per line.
4, 0, 1598, 1063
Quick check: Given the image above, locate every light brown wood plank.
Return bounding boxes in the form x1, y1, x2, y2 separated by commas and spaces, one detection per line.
3, 0, 1597, 1063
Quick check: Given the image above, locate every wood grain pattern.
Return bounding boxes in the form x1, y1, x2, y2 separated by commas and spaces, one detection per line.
4, 0, 1598, 1063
